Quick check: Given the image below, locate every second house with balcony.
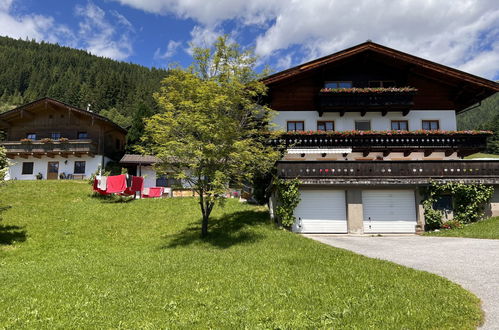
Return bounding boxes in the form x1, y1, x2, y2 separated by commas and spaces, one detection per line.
265, 41, 499, 234
0, 98, 126, 180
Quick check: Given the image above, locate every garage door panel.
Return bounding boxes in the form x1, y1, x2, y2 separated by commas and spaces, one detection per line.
294, 190, 347, 233
363, 190, 417, 233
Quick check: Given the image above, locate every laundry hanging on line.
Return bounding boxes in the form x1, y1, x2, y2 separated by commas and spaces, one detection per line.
93, 174, 163, 198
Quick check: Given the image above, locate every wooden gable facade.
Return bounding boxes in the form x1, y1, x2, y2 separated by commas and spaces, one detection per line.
263, 41, 498, 114
0, 98, 127, 160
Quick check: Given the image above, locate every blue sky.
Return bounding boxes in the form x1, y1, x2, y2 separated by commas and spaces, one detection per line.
1, 0, 498, 79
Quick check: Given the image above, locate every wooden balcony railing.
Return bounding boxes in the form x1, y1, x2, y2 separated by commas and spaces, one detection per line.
318, 90, 416, 110
277, 160, 499, 181
270, 132, 489, 154
1, 139, 98, 154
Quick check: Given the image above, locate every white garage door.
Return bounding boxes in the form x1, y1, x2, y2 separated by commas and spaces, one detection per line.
293, 190, 347, 233
363, 190, 417, 233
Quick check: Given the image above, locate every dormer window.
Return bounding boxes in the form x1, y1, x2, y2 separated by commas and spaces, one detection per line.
324, 81, 352, 89
369, 80, 396, 88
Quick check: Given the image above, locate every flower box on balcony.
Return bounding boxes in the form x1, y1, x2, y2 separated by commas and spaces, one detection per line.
319, 87, 418, 93
318, 87, 418, 110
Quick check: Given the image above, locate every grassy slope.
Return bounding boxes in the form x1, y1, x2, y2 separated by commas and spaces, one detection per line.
465, 153, 499, 159
425, 217, 499, 239
0, 181, 482, 329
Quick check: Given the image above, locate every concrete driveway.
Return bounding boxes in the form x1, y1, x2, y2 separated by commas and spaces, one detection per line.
305, 235, 499, 329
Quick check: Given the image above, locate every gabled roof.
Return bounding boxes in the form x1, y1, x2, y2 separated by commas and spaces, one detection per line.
261, 41, 499, 93
0, 97, 127, 133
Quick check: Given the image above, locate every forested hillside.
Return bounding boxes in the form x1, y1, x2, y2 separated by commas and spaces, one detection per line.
0, 36, 168, 129
457, 93, 499, 130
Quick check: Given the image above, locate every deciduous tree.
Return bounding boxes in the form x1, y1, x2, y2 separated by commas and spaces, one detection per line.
141, 36, 279, 237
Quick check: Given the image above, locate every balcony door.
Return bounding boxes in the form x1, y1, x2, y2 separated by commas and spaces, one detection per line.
47, 161, 59, 180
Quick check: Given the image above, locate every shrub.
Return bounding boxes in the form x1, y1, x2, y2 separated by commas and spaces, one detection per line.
421, 182, 494, 230
274, 177, 301, 227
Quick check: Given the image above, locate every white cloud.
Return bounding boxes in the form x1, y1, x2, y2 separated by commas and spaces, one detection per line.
113, 0, 499, 79
188, 25, 223, 49
154, 40, 182, 60
0, 0, 74, 44
75, 2, 135, 60
0, 1, 135, 61
111, 0, 280, 26
275, 53, 293, 70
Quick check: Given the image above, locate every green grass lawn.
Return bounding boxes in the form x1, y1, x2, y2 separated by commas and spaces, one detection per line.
0, 181, 483, 328
425, 217, 499, 239
465, 153, 499, 159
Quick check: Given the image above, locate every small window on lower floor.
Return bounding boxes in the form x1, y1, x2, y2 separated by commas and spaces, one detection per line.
355, 120, 371, 131
391, 120, 408, 130
434, 195, 453, 211
74, 161, 86, 174
22, 162, 34, 175
317, 121, 334, 131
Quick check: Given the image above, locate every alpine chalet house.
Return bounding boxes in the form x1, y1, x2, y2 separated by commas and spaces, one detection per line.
0, 98, 126, 180
265, 41, 499, 234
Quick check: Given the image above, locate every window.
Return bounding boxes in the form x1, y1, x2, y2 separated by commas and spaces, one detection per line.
391, 120, 408, 130
317, 121, 334, 131
422, 120, 439, 130
324, 81, 352, 89
51, 132, 61, 139
77, 131, 88, 139
287, 121, 304, 132
74, 161, 86, 174
434, 195, 453, 211
22, 162, 34, 175
355, 120, 371, 131
368, 80, 396, 88
26, 133, 36, 140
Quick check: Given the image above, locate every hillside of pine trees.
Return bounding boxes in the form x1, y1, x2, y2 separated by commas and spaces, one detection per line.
0, 36, 168, 130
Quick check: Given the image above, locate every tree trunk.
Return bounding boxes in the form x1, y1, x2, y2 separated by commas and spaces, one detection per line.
201, 213, 209, 238
198, 189, 211, 238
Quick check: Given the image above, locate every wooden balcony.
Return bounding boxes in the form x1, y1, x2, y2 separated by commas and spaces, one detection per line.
318, 90, 416, 112
270, 132, 489, 156
1, 139, 98, 158
277, 160, 499, 184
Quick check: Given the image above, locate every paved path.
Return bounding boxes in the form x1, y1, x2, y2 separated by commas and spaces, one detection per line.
305, 235, 499, 329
